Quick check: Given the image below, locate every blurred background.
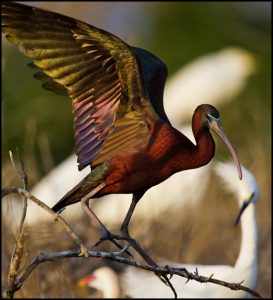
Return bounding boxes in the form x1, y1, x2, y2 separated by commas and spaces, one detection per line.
2, 1, 271, 298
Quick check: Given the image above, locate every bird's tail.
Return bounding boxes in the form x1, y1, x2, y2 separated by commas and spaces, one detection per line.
52, 163, 109, 213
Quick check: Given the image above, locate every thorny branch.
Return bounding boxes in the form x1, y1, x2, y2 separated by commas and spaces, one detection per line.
2, 186, 262, 298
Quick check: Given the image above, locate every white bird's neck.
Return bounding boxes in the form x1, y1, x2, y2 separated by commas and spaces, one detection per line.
100, 269, 120, 298
103, 284, 120, 298
234, 202, 258, 271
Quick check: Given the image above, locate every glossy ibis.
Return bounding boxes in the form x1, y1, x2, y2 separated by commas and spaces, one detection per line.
78, 162, 258, 298
2, 2, 242, 267
10, 47, 253, 230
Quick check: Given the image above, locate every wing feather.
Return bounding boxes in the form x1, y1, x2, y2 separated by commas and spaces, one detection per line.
2, 1, 161, 171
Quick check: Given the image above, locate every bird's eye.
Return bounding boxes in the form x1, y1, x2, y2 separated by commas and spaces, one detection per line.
206, 113, 220, 122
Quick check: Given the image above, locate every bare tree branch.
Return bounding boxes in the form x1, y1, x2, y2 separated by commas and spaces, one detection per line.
2, 186, 262, 299
2, 186, 261, 298
11, 247, 262, 298
2, 186, 89, 258
4, 150, 28, 298
11, 149, 28, 231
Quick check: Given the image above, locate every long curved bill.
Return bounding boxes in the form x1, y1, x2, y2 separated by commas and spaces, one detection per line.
234, 192, 254, 225
208, 115, 243, 180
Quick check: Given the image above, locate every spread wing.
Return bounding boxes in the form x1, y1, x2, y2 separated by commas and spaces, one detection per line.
2, 2, 162, 171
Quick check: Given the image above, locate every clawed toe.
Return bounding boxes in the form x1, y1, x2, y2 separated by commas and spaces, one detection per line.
92, 231, 134, 259
101, 231, 136, 244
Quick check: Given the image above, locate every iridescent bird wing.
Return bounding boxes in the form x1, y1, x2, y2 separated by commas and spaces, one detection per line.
2, 2, 163, 171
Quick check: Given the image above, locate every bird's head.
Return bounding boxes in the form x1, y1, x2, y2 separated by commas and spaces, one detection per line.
78, 273, 96, 289
195, 104, 242, 180
78, 267, 120, 297
214, 161, 259, 225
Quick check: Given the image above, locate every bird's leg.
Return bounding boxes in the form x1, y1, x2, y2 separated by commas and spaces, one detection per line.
82, 189, 175, 295
119, 195, 161, 267
81, 199, 133, 258
81, 198, 109, 238
120, 193, 140, 237
80, 183, 132, 257
119, 193, 177, 296
118, 192, 157, 264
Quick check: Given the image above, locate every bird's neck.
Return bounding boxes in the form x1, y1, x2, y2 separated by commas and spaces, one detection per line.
101, 273, 120, 298
174, 124, 215, 171
103, 285, 120, 298
235, 202, 258, 272
161, 124, 215, 175
145, 121, 215, 181
175, 109, 216, 170
193, 125, 215, 168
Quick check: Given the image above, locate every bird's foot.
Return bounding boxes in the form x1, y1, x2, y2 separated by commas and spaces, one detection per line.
100, 230, 176, 298
164, 264, 174, 280
104, 232, 137, 244
91, 230, 134, 259
96, 228, 138, 245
